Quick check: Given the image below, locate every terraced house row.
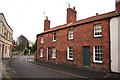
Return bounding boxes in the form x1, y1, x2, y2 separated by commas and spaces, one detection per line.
36, 0, 120, 73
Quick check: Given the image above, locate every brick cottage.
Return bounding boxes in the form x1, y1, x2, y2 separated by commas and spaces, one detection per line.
36, 0, 120, 73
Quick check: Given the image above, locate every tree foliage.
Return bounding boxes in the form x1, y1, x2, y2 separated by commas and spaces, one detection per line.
31, 40, 37, 53
23, 47, 29, 55
16, 35, 29, 51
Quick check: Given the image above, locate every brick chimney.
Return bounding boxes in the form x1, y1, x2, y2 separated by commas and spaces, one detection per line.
67, 6, 77, 24
44, 16, 50, 31
116, 0, 120, 12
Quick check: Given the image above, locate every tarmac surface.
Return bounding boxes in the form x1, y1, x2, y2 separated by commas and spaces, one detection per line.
2, 55, 120, 80
28, 57, 120, 80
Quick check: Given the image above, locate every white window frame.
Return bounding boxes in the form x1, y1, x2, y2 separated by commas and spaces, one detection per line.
67, 47, 73, 60
52, 47, 56, 59
41, 36, 44, 43
94, 24, 102, 37
93, 46, 102, 63
40, 49, 43, 57
53, 32, 56, 42
68, 30, 73, 40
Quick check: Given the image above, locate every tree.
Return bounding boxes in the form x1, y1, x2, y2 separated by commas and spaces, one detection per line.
31, 40, 37, 53
16, 35, 29, 51
23, 47, 29, 55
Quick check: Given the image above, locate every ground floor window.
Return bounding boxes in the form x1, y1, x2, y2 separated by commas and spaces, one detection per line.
67, 47, 73, 60
93, 46, 102, 63
52, 47, 56, 58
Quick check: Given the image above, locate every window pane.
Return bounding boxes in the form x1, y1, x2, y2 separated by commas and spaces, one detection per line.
94, 46, 102, 62
41, 36, 44, 43
68, 30, 73, 39
94, 24, 102, 37
53, 33, 56, 40
68, 47, 73, 59
52, 47, 56, 58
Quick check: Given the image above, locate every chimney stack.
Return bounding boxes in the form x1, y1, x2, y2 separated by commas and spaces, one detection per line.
67, 6, 77, 24
44, 16, 50, 31
116, 0, 120, 12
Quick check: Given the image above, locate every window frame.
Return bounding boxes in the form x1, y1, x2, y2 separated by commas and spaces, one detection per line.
67, 47, 73, 60
68, 30, 74, 40
52, 47, 56, 59
53, 32, 56, 42
40, 48, 43, 57
94, 24, 102, 37
41, 36, 44, 43
93, 46, 102, 63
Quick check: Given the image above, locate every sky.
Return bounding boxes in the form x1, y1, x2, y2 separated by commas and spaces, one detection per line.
0, 0, 115, 42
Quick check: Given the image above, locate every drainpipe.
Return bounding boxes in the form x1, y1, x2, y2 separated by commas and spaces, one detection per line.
108, 19, 111, 73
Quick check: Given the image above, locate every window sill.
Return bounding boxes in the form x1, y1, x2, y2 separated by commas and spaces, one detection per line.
67, 58, 73, 60
93, 61, 102, 64
68, 38, 74, 40
94, 35, 102, 38
52, 57, 56, 59
52, 40, 56, 42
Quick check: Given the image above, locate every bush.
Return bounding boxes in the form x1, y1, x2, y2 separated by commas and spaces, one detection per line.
23, 48, 29, 55
12, 48, 17, 52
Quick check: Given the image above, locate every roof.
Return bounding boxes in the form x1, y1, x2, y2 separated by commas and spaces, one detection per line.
37, 11, 120, 37
0, 13, 13, 31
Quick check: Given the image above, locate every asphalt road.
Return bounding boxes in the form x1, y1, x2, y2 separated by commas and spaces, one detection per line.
4, 56, 80, 78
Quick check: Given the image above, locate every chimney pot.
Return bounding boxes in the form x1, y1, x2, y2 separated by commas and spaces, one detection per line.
96, 13, 98, 16
116, 0, 120, 12
44, 16, 50, 31
67, 7, 77, 24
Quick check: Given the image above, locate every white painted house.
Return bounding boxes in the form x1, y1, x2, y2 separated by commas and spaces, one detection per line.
110, 0, 120, 73
0, 13, 13, 58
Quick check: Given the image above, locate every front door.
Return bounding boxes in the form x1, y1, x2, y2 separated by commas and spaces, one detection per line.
2, 44, 4, 58
47, 47, 51, 61
83, 46, 90, 67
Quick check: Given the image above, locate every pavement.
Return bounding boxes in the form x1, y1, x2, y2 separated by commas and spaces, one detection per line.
28, 59, 120, 80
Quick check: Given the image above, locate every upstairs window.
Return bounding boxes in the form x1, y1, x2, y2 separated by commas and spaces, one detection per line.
41, 36, 44, 43
93, 46, 102, 63
68, 30, 73, 40
53, 32, 56, 41
40, 49, 43, 57
67, 47, 73, 60
94, 24, 102, 37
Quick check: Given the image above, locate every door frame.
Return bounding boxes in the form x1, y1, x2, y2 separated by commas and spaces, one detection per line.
47, 47, 50, 61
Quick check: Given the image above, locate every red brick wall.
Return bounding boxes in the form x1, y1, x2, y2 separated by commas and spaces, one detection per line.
116, 1, 120, 12
44, 19, 50, 31
67, 7, 77, 24
37, 19, 110, 72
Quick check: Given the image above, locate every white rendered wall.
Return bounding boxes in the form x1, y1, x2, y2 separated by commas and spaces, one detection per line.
118, 17, 120, 72
110, 16, 120, 73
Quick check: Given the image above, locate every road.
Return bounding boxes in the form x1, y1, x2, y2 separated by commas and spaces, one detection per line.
3, 56, 81, 78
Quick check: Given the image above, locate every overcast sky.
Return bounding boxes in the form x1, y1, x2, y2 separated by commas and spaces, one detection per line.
0, 0, 115, 42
